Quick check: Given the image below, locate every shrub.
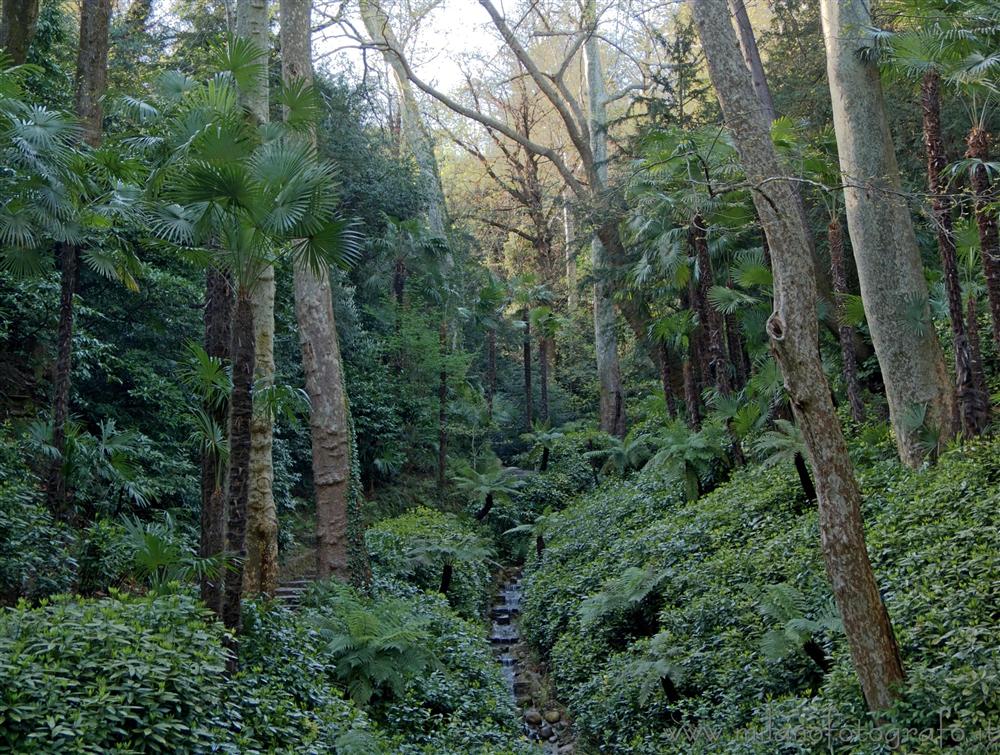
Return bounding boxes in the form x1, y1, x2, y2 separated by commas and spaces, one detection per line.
521, 436, 1000, 753
0, 591, 229, 753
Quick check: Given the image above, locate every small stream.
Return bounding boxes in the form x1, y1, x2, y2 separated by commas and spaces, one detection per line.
490, 571, 571, 753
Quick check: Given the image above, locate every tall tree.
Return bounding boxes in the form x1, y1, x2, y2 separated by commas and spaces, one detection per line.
281, 0, 356, 582
47, 0, 113, 516
583, 0, 626, 436
820, 0, 956, 466
691, 0, 905, 712
235, 0, 280, 597
0, 0, 39, 64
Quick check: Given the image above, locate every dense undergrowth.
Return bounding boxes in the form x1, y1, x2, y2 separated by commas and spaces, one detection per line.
0, 479, 534, 754
518, 434, 1000, 753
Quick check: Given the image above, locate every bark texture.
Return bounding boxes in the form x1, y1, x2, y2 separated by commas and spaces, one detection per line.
729, 0, 775, 122
828, 219, 865, 423
46, 244, 78, 518
922, 72, 987, 436
282, 0, 354, 582
820, 0, 956, 466
966, 126, 1000, 352
0, 0, 39, 64
223, 295, 255, 633
691, 215, 731, 395
74, 0, 111, 147
237, 0, 279, 597
693, 0, 905, 711
584, 3, 626, 437
200, 269, 231, 615
523, 313, 533, 429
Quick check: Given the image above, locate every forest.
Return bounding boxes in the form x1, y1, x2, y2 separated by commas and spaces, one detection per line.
0, 0, 997, 752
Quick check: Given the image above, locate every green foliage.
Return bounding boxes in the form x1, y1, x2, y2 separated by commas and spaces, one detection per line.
751, 418, 807, 468
365, 507, 493, 619
308, 584, 439, 706
120, 512, 227, 595
521, 434, 1000, 753
0, 592, 230, 752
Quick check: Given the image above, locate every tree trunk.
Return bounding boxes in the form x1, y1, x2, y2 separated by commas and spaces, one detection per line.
486, 328, 497, 419
475, 492, 493, 521
728, 0, 775, 122
793, 452, 816, 504
541, 446, 550, 472
223, 294, 255, 635
584, 4, 626, 438
437, 320, 448, 496
0, 0, 40, 64
691, 216, 732, 396
725, 310, 749, 390
683, 357, 701, 430
966, 126, 1000, 352
74, 0, 111, 147
820, 0, 956, 466
46, 244, 77, 519
281, 0, 354, 583
658, 342, 677, 418
200, 268, 231, 615
966, 296, 989, 409
922, 72, 987, 437
439, 561, 453, 595
236, 0, 278, 597
693, 0, 905, 711
563, 198, 578, 311
538, 337, 549, 423
828, 219, 866, 423
359, 0, 447, 235
522, 311, 533, 429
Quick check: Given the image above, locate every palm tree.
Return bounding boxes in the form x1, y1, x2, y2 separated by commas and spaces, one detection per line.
0, 61, 143, 519
590, 429, 652, 477
520, 421, 564, 472
451, 457, 525, 521
869, 2, 995, 434
645, 419, 727, 502
134, 39, 359, 630
752, 419, 816, 506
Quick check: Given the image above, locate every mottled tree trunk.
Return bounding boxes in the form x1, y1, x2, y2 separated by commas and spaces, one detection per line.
223, 294, 255, 636
282, 0, 355, 582
828, 219, 866, 423
693, 0, 905, 711
820, 0, 956, 466
922, 72, 987, 437
74, 0, 111, 147
563, 198, 578, 311
46, 244, 77, 519
237, 0, 279, 597
0, 0, 40, 64
966, 126, 1000, 352
729, 0, 775, 122
584, 4, 626, 438
200, 269, 231, 615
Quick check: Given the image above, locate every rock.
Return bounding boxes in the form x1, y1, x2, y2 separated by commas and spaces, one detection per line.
558, 744, 574, 754
524, 709, 542, 726
543, 709, 561, 724
539, 723, 554, 739
548, 735, 559, 743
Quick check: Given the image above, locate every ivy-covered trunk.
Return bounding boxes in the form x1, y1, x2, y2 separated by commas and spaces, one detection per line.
922, 71, 987, 437
966, 126, 1000, 352
693, 0, 905, 711
200, 268, 231, 615
223, 293, 255, 635
691, 216, 731, 396
237, 0, 278, 598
